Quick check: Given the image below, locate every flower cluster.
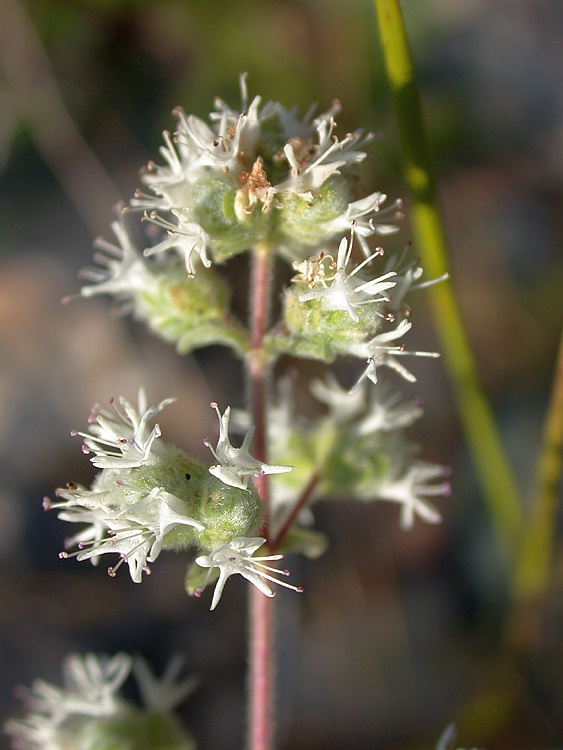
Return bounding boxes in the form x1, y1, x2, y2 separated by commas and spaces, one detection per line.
279, 225, 444, 379
73, 77, 407, 359
45, 390, 297, 608
51, 78, 449, 605
129, 73, 400, 268
264, 376, 450, 539
4, 653, 197, 750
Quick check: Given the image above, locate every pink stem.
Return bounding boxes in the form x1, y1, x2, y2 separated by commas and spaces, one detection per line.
269, 470, 320, 551
247, 245, 274, 750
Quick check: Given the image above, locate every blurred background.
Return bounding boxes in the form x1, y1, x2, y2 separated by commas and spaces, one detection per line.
0, 0, 561, 748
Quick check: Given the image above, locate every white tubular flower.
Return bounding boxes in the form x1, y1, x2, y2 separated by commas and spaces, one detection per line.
194, 536, 303, 610
275, 96, 341, 141
276, 122, 373, 201
384, 251, 450, 312
374, 461, 451, 530
132, 655, 198, 715
351, 318, 441, 385
298, 233, 396, 323
57, 487, 204, 583
311, 375, 423, 433
205, 403, 293, 490
78, 216, 154, 302
355, 382, 424, 434
47, 390, 208, 584
321, 193, 402, 257
142, 208, 211, 277
75, 389, 176, 469
310, 374, 367, 424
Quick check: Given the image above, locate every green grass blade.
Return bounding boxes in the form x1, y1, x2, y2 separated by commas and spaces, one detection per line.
373, 0, 523, 558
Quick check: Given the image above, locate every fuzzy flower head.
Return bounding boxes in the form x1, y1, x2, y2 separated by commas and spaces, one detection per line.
5, 653, 197, 750
74, 388, 176, 469
205, 402, 293, 490
129, 74, 398, 268
194, 536, 303, 610
47, 391, 266, 586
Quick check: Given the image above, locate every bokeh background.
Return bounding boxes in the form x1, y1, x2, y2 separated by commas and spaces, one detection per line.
0, 1, 561, 748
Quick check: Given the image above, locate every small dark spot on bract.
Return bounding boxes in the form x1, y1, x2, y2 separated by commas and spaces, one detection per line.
185, 473, 191, 481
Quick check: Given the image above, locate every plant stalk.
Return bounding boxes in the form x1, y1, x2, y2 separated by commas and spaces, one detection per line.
247, 243, 275, 750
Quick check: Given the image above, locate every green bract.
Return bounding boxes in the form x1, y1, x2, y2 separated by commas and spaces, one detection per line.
136, 265, 249, 355
275, 175, 353, 257
279, 281, 381, 362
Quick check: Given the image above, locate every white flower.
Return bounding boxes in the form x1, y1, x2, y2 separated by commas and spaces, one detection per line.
5, 653, 197, 750
298, 233, 396, 323
310, 374, 367, 424
56, 487, 204, 583
275, 121, 373, 201
350, 318, 440, 385
78, 216, 155, 302
355, 383, 424, 434
310, 375, 423, 433
375, 461, 450, 530
47, 390, 206, 583
194, 536, 303, 610
132, 655, 198, 714
4, 653, 131, 749
274, 96, 341, 141
142, 208, 211, 277
321, 193, 402, 257
205, 402, 293, 490
384, 251, 449, 312
74, 388, 175, 470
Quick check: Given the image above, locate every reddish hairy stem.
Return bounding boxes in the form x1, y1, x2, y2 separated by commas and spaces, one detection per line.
248, 585, 275, 750
247, 244, 274, 750
269, 470, 320, 551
